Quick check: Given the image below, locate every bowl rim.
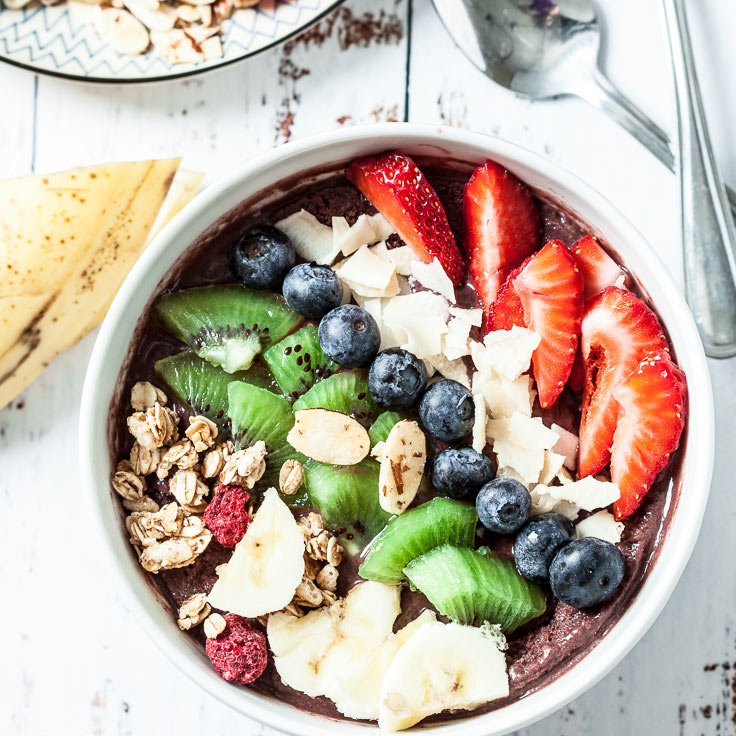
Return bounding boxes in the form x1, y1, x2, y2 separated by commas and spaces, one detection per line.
79, 122, 714, 736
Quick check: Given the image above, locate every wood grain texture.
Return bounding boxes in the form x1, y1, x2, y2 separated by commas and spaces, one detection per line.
1, 0, 735, 734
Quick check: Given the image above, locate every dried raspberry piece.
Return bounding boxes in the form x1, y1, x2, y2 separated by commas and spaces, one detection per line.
205, 613, 268, 684
203, 484, 251, 547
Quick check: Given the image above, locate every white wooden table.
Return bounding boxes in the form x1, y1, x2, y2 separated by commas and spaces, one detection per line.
2, 1, 735, 733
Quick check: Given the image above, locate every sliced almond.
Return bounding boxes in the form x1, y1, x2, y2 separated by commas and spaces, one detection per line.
378, 420, 426, 515
92, 7, 150, 55
287, 409, 370, 466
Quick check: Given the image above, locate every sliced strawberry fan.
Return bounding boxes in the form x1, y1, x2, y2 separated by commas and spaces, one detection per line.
571, 235, 626, 300
610, 351, 687, 519
578, 286, 669, 478
464, 159, 541, 323
490, 240, 584, 409
346, 151, 465, 285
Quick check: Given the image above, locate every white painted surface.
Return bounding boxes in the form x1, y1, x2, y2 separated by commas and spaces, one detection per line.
1, 0, 734, 734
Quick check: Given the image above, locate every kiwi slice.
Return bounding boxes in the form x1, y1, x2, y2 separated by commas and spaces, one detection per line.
359, 498, 477, 584
404, 545, 547, 632
293, 371, 379, 428
155, 285, 303, 373
155, 350, 276, 432
263, 325, 338, 401
303, 459, 391, 556
227, 381, 308, 504
368, 411, 410, 446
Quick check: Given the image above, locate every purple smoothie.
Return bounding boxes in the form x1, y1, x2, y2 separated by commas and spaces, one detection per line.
109, 160, 684, 723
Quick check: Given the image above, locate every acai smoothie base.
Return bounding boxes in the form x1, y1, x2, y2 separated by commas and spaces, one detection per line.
107, 152, 687, 729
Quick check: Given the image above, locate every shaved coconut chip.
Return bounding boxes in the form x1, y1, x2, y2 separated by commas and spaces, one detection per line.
335, 246, 398, 296
335, 214, 379, 256
410, 257, 456, 302
287, 409, 370, 465
425, 354, 470, 389
576, 510, 624, 543
423, 359, 437, 379
382, 292, 449, 359
557, 467, 575, 485
276, 210, 339, 265
487, 414, 559, 451
370, 241, 390, 258
539, 451, 566, 485
475, 372, 535, 419
479, 327, 541, 381
530, 486, 579, 520
369, 213, 395, 241
496, 466, 528, 487
93, 7, 150, 55
442, 318, 472, 361
471, 390, 487, 453
384, 246, 416, 276
332, 216, 350, 244
551, 423, 578, 470
486, 413, 559, 485
449, 306, 483, 327
355, 297, 404, 352
546, 475, 620, 511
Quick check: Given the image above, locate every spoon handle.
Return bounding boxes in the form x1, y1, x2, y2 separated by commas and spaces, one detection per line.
662, 0, 736, 358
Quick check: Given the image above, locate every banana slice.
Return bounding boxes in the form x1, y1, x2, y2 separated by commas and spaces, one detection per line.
267, 581, 404, 717
267, 602, 344, 698
208, 488, 304, 618
324, 609, 436, 720
378, 621, 509, 731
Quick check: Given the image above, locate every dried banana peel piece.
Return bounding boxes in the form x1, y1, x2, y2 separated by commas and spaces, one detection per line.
0, 159, 182, 409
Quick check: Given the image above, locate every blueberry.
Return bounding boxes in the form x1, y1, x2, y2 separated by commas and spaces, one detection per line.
418, 379, 474, 443
368, 349, 427, 410
476, 477, 532, 534
513, 513, 575, 583
430, 446, 496, 500
318, 305, 380, 368
549, 537, 625, 608
231, 225, 295, 290
282, 263, 343, 319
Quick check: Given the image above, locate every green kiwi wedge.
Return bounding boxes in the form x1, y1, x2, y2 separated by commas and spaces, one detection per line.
303, 459, 391, 556
263, 324, 338, 401
155, 285, 302, 373
227, 381, 308, 504
368, 411, 410, 446
404, 545, 547, 632
293, 371, 379, 428
358, 498, 478, 584
155, 350, 276, 432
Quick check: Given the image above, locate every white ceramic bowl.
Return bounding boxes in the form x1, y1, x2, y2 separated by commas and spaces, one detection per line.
80, 124, 714, 736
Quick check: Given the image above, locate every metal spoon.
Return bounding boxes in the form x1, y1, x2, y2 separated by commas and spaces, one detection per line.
661, 0, 736, 357
431, 0, 736, 217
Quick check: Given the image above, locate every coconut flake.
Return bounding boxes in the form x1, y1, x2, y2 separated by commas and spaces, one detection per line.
442, 318, 472, 361
382, 292, 450, 359
546, 475, 620, 511
449, 306, 483, 327
424, 354, 470, 389
576, 510, 624, 543
471, 390, 487, 453
276, 210, 339, 264
410, 257, 456, 302
551, 423, 578, 470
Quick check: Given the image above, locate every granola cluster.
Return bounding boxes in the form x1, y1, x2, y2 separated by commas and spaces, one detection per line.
287, 513, 344, 617
113, 380, 258, 574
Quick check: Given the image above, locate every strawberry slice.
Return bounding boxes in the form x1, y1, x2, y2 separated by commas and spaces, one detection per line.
571, 235, 626, 300
579, 287, 668, 478
610, 351, 687, 519
490, 240, 583, 408
464, 160, 541, 322
346, 151, 464, 284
